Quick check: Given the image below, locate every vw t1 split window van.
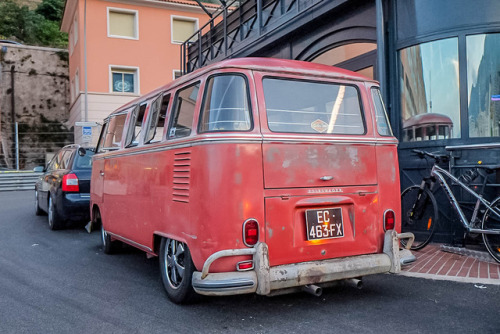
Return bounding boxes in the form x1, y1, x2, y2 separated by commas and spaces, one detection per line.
91, 58, 415, 304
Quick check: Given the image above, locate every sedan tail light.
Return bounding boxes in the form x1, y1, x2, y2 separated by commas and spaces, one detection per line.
62, 173, 79, 192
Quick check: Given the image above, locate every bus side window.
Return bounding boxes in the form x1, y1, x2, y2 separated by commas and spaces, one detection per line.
371, 87, 393, 136
168, 82, 200, 139
125, 103, 147, 147
144, 94, 170, 144
199, 74, 252, 132
99, 113, 128, 151
96, 122, 109, 153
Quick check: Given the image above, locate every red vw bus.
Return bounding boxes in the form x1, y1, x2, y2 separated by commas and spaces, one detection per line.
90, 58, 414, 304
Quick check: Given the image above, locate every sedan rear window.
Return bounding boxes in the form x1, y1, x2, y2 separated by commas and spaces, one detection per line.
74, 150, 95, 169
263, 78, 365, 134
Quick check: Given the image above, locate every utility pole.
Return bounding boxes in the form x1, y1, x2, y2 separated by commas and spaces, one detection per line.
10, 65, 16, 169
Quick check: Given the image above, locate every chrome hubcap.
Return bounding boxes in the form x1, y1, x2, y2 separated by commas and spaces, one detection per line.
164, 239, 185, 289
48, 198, 53, 225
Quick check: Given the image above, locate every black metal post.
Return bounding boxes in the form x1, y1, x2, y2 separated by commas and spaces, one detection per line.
257, 0, 262, 36
223, 6, 228, 56
376, 0, 387, 99
198, 31, 203, 69
10, 65, 16, 169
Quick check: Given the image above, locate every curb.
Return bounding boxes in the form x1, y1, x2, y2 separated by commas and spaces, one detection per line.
398, 271, 500, 286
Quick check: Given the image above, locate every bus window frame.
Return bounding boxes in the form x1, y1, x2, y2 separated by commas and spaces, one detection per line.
97, 110, 130, 152
125, 102, 149, 148
167, 80, 202, 140
198, 73, 254, 134
144, 93, 171, 144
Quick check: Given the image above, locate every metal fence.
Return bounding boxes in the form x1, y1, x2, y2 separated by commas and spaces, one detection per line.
0, 121, 74, 170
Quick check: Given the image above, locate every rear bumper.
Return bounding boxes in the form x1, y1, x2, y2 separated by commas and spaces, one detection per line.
58, 193, 91, 222
192, 230, 415, 296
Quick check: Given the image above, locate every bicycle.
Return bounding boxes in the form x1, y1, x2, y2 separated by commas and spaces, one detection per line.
400, 149, 500, 263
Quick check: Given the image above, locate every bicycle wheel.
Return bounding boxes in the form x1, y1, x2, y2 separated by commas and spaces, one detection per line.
401, 185, 438, 250
482, 196, 500, 263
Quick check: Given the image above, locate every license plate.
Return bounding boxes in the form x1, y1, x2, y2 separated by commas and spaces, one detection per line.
305, 208, 344, 240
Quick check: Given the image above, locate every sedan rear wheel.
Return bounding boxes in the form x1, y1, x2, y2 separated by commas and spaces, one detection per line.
34, 190, 43, 216
48, 196, 62, 230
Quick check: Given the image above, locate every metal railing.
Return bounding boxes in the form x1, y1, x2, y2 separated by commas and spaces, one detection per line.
0, 172, 41, 192
181, 0, 321, 74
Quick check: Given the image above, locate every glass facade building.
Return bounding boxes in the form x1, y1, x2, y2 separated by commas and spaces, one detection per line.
185, 0, 500, 243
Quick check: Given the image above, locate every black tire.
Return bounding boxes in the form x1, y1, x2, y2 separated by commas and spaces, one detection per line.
34, 190, 43, 216
48, 195, 62, 230
159, 238, 197, 304
482, 197, 500, 263
101, 224, 118, 254
401, 185, 438, 250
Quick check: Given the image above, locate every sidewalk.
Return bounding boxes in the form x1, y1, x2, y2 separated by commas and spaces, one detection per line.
399, 243, 500, 285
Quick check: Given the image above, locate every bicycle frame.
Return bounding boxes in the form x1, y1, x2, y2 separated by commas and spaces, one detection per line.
430, 165, 500, 235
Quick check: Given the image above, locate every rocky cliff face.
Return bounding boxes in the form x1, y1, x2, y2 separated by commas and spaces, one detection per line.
0, 43, 73, 169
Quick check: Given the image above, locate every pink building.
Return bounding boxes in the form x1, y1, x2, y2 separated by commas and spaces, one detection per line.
61, 0, 217, 144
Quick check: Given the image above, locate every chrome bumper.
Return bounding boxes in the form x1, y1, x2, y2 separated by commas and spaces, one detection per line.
192, 230, 415, 296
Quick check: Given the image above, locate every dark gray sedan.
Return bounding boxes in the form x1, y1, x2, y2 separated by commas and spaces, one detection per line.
34, 145, 94, 230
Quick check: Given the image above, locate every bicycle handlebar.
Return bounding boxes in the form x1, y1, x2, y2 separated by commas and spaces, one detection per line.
412, 149, 449, 163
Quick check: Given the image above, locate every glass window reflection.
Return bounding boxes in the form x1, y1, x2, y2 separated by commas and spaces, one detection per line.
467, 33, 500, 138
399, 38, 460, 141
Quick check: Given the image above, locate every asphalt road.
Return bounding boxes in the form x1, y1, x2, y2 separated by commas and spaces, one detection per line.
1, 190, 499, 334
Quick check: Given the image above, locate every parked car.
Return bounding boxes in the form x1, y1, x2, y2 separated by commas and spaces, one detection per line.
34, 145, 94, 230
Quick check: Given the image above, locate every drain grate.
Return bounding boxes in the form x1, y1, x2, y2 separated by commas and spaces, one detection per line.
440, 245, 496, 264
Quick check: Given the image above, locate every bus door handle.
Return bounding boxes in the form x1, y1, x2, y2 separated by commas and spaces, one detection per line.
100, 171, 104, 177
320, 176, 333, 181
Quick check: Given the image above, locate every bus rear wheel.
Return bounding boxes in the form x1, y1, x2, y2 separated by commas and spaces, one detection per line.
159, 238, 197, 304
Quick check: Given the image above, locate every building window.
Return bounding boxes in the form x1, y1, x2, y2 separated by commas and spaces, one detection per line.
73, 14, 78, 46
75, 70, 79, 97
400, 38, 460, 141
467, 33, 500, 138
171, 16, 198, 44
173, 70, 182, 80
311, 42, 377, 79
70, 77, 74, 102
108, 8, 138, 40
69, 30, 73, 54
110, 67, 139, 94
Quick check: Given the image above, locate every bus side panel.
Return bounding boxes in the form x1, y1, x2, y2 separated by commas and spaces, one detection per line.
95, 146, 171, 250
91, 157, 105, 216
184, 142, 265, 272
375, 144, 401, 234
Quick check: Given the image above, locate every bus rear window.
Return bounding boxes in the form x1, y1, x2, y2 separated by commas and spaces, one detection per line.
263, 78, 365, 134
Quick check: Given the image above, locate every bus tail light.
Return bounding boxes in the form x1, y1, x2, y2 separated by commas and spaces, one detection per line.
384, 210, 395, 231
243, 219, 259, 247
62, 173, 79, 192
237, 260, 254, 271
